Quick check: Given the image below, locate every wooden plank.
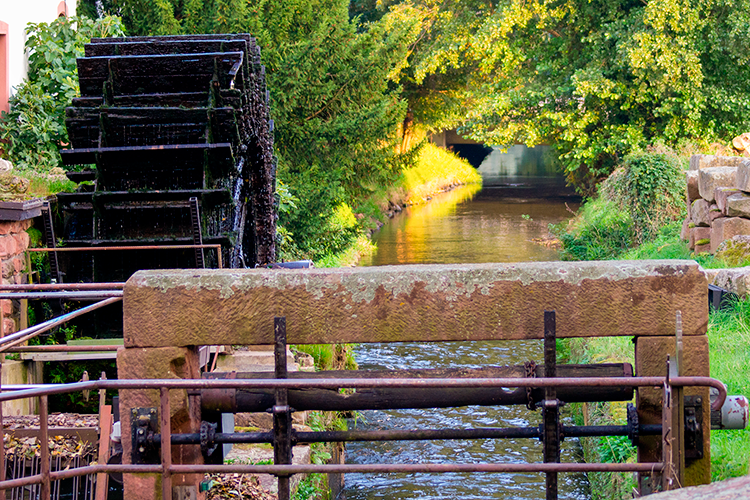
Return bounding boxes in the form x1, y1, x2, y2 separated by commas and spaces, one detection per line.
95, 405, 112, 500
19, 352, 117, 361
4, 427, 99, 442
85, 40, 247, 58
123, 261, 709, 347
78, 52, 244, 96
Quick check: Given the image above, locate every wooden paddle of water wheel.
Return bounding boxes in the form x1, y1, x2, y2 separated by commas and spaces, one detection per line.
56, 34, 276, 281
46, 34, 276, 336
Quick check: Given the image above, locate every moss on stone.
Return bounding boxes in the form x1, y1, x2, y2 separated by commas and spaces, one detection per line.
696, 238, 711, 245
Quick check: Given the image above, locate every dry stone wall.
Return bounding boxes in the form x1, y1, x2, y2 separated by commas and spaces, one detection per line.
683, 154, 750, 254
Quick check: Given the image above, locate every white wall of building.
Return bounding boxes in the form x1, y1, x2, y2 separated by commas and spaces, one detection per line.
1, 0, 77, 96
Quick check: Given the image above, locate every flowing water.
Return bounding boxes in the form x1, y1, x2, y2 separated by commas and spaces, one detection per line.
345, 146, 587, 499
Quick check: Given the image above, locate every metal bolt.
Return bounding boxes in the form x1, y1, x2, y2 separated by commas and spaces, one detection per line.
696, 397, 702, 404
138, 429, 144, 435
139, 447, 144, 452
150, 409, 156, 414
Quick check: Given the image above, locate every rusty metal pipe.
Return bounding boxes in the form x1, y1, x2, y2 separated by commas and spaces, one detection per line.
5, 345, 120, 353
0, 291, 123, 300
0, 283, 125, 291
0, 376, 728, 411
162, 424, 664, 445
0, 297, 122, 352
168, 462, 665, 475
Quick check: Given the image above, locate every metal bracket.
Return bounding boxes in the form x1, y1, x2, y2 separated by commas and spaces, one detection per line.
131, 407, 159, 464
684, 395, 704, 460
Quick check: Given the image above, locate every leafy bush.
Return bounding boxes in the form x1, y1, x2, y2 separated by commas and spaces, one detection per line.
554, 199, 634, 261
599, 151, 686, 244
0, 16, 124, 171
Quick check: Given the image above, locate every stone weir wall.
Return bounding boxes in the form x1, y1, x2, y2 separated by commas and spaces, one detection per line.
682, 154, 750, 254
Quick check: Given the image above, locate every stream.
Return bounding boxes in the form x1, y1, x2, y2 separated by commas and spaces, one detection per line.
344, 146, 588, 499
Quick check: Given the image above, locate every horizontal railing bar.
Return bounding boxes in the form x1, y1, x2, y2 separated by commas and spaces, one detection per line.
28, 245, 222, 253
0, 291, 123, 300
0, 283, 125, 291
5, 345, 121, 353
0, 461, 665, 491
160, 424, 664, 445
169, 462, 666, 475
0, 376, 727, 410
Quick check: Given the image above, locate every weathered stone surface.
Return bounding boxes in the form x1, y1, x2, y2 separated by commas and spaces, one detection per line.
714, 236, 750, 267
711, 266, 750, 296
715, 187, 741, 215
689, 154, 745, 171
680, 218, 690, 241
709, 204, 723, 222
686, 171, 700, 202
710, 217, 750, 254
736, 159, 750, 192
118, 346, 203, 499
698, 167, 737, 202
644, 474, 750, 499
694, 242, 711, 254
725, 191, 750, 218
123, 262, 708, 348
691, 199, 711, 226
689, 227, 710, 250
0, 219, 32, 236
635, 335, 710, 487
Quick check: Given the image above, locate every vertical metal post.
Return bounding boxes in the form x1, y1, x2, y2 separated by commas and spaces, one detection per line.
39, 395, 50, 500
662, 312, 685, 491
543, 310, 559, 500
160, 387, 172, 500
274, 317, 292, 500
0, 361, 5, 500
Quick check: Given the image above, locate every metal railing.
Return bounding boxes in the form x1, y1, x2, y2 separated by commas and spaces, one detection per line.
0, 375, 727, 500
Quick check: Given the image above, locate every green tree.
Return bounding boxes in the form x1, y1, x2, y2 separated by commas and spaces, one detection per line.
0, 16, 125, 171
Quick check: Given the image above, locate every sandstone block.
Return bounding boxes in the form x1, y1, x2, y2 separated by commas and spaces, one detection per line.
12, 231, 29, 253
680, 218, 690, 241
715, 187, 740, 214
118, 346, 203, 500
689, 226, 710, 250
635, 335, 710, 486
711, 266, 750, 296
737, 159, 750, 192
690, 199, 711, 226
709, 204, 723, 222
726, 191, 750, 218
123, 262, 709, 348
0, 220, 32, 236
714, 235, 750, 267
0, 235, 18, 258
695, 242, 711, 254
2, 317, 15, 335
710, 217, 750, 253
686, 170, 700, 202
698, 167, 737, 202
689, 154, 745, 171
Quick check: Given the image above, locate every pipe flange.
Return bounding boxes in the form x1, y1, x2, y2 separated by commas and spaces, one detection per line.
200, 421, 219, 457
627, 403, 639, 446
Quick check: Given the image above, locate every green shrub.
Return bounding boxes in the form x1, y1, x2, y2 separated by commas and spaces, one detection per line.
599, 151, 686, 244
553, 199, 635, 260
0, 16, 124, 171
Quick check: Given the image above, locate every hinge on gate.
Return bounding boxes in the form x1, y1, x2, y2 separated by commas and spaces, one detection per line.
131, 407, 159, 464
684, 395, 704, 460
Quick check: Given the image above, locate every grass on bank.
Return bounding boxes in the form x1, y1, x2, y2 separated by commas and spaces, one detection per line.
400, 143, 482, 205
561, 297, 750, 498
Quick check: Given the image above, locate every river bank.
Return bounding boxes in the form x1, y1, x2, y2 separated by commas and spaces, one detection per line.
317, 143, 482, 268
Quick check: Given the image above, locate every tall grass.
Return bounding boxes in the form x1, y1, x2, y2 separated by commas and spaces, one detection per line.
708, 298, 750, 480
